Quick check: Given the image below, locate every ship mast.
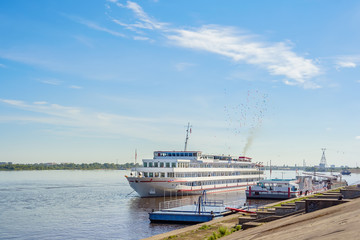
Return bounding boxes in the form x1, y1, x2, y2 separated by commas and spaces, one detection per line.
184, 122, 192, 151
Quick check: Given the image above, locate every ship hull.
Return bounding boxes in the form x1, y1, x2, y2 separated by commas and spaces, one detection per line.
127, 177, 258, 197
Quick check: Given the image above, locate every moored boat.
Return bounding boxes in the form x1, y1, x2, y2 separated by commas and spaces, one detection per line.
341, 169, 351, 175
126, 151, 264, 197
125, 124, 265, 197
246, 173, 347, 200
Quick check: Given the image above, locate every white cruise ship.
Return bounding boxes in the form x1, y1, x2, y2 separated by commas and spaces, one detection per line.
126, 151, 265, 197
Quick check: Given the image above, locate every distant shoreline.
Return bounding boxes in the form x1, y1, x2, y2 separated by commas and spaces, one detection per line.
1, 162, 359, 173
0, 163, 138, 171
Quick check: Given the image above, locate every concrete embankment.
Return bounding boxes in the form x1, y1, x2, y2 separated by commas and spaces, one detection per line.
143, 186, 360, 240
222, 195, 360, 240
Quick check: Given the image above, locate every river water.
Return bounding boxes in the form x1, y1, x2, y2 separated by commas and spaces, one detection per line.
0, 170, 359, 240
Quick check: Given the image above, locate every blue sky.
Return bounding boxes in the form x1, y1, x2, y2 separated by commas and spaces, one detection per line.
1, 0, 359, 167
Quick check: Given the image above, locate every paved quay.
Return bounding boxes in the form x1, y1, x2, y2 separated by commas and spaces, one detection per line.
143, 189, 360, 240
222, 196, 360, 240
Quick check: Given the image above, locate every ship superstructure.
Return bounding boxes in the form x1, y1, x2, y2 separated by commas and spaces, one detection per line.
126, 151, 264, 197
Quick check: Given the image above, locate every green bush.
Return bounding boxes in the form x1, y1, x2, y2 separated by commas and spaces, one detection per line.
218, 226, 230, 237
199, 224, 210, 230
166, 235, 177, 239
207, 235, 216, 240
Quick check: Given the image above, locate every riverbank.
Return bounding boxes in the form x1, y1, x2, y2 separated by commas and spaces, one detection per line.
0, 162, 137, 171
222, 194, 360, 240
349, 168, 360, 174
144, 187, 359, 240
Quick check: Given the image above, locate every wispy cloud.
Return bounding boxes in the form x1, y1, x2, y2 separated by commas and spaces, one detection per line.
133, 36, 150, 41
33, 101, 48, 105
69, 85, 83, 89
65, 14, 125, 38
0, 63, 6, 68
38, 78, 62, 85
335, 55, 360, 69
1, 99, 81, 118
107, 1, 321, 89
337, 61, 356, 68
356, 136, 360, 140
0, 97, 254, 151
0, 51, 60, 71
0, 98, 182, 141
73, 35, 94, 48
168, 26, 320, 88
111, 1, 166, 30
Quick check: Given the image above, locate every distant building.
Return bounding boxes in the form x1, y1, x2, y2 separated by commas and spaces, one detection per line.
330, 165, 335, 168
45, 162, 57, 166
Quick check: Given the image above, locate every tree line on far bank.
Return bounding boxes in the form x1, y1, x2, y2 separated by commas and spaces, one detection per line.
0, 162, 140, 171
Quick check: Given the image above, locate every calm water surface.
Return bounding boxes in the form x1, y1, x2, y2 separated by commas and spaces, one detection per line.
0, 170, 359, 240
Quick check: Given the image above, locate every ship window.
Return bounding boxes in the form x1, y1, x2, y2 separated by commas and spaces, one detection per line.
160, 162, 164, 167
171, 153, 175, 156
154, 162, 158, 167
161, 172, 165, 177
167, 172, 174, 177
176, 153, 180, 156
166, 162, 170, 168
155, 172, 159, 177
149, 172, 153, 177
149, 162, 153, 167
144, 162, 147, 167
193, 152, 197, 156
189, 153, 193, 157
180, 153, 184, 156
172, 163, 176, 168
144, 172, 148, 177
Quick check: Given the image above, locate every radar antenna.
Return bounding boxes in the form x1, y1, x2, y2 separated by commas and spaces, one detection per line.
184, 122, 192, 151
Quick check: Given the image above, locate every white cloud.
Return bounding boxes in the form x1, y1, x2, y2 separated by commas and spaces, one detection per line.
39, 79, 62, 85
1, 99, 24, 107
33, 101, 48, 105
356, 136, 360, 140
114, 1, 166, 30
168, 26, 320, 88
0, 98, 183, 142
107, 1, 321, 89
73, 35, 94, 48
335, 55, 360, 69
0, 51, 59, 71
133, 36, 150, 41
0, 99, 81, 118
336, 61, 356, 68
69, 85, 83, 89
66, 15, 125, 38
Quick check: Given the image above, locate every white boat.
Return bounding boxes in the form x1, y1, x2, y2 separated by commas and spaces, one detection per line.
125, 124, 265, 197
126, 151, 265, 197
246, 174, 346, 199
246, 178, 304, 199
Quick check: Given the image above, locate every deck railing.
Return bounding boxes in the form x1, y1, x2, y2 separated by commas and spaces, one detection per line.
159, 198, 193, 211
